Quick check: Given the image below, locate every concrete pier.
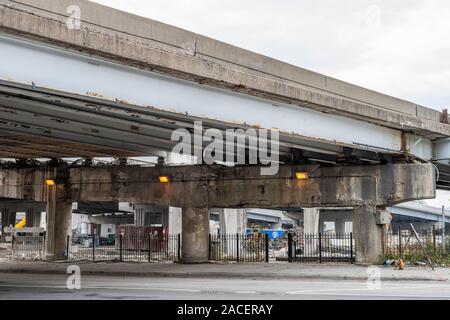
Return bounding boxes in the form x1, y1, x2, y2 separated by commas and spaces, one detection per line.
45, 184, 72, 261
181, 207, 209, 263
353, 205, 383, 264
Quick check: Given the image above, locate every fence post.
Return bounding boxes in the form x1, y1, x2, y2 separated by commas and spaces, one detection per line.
265, 233, 269, 263
119, 233, 123, 261
43, 234, 46, 258
318, 233, 322, 264
287, 233, 293, 263
66, 235, 70, 259
350, 232, 354, 263
92, 235, 95, 261
177, 234, 181, 262
236, 233, 240, 263
433, 226, 436, 253
148, 234, 151, 262
208, 234, 211, 261
398, 229, 402, 257
11, 235, 15, 257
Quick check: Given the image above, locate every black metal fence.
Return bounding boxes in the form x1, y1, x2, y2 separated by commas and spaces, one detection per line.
288, 232, 354, 263
11, 236, 45, 260
209, 233, 269, 262
10, 232, 357, 264
385, 229, 450, 262
68, 234, 181, 262
208, 232, 355, 263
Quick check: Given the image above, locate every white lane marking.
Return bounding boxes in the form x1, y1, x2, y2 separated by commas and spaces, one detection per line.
0, 284, 200, 293
1, 283, 449, 299
286, 292, 450, 299
0, 284, 68, 289
286, 282, 450, 295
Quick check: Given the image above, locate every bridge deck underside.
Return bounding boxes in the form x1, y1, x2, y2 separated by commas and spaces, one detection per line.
0, 81, 382, 165
0, 34, 412, 161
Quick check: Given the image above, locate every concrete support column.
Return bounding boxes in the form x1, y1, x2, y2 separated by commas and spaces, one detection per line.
303, 208, 320, 254
303, 208, 320, 233
134, 205, 145, 226
354, 205, 383, 264
1, 209, 16, 233
181, 207, 209, 263
169, 207, 182, 235
45, 185, 72, 261
25, 208, 41, 228
221, 209, 247, 234
335, 219, 346, 234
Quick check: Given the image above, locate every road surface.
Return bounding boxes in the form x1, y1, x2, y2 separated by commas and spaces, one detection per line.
0, 273, 449, 300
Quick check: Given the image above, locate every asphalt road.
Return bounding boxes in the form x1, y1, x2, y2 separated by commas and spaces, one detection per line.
0, 273, 449, 300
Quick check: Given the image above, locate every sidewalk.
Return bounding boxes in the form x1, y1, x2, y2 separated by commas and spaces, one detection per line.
0, 259, 448, 282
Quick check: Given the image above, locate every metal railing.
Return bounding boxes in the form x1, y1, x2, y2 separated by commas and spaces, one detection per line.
11, 236, 45, 260
385, 229, 449, 263
288, 232, 354, 263
9, 232, 357, 264
209, 233, 269, 263
68, 234, 181, 262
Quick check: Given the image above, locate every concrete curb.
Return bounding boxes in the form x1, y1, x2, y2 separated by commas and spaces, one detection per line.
0, 267, 446, 282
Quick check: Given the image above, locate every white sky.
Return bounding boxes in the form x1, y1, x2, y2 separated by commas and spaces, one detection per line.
90, 0, 450, 207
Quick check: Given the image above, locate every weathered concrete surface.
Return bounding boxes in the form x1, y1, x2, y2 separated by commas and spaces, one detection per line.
353, 205, 383, 264
303, 208, 320, 254
0, 0, 448, 138
181, 207, 209, 263
44, 182, 71, 261
0, 163, 435, 208
303, 208, 320, 233
220, 209, 247, 234
169, 207, 182, 235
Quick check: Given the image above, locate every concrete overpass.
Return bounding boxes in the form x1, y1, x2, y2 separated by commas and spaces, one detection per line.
388, 202, 450, 231
0, 0, 448, 264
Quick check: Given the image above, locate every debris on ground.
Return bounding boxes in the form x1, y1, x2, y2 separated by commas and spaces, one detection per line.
384, 259, 395, 266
